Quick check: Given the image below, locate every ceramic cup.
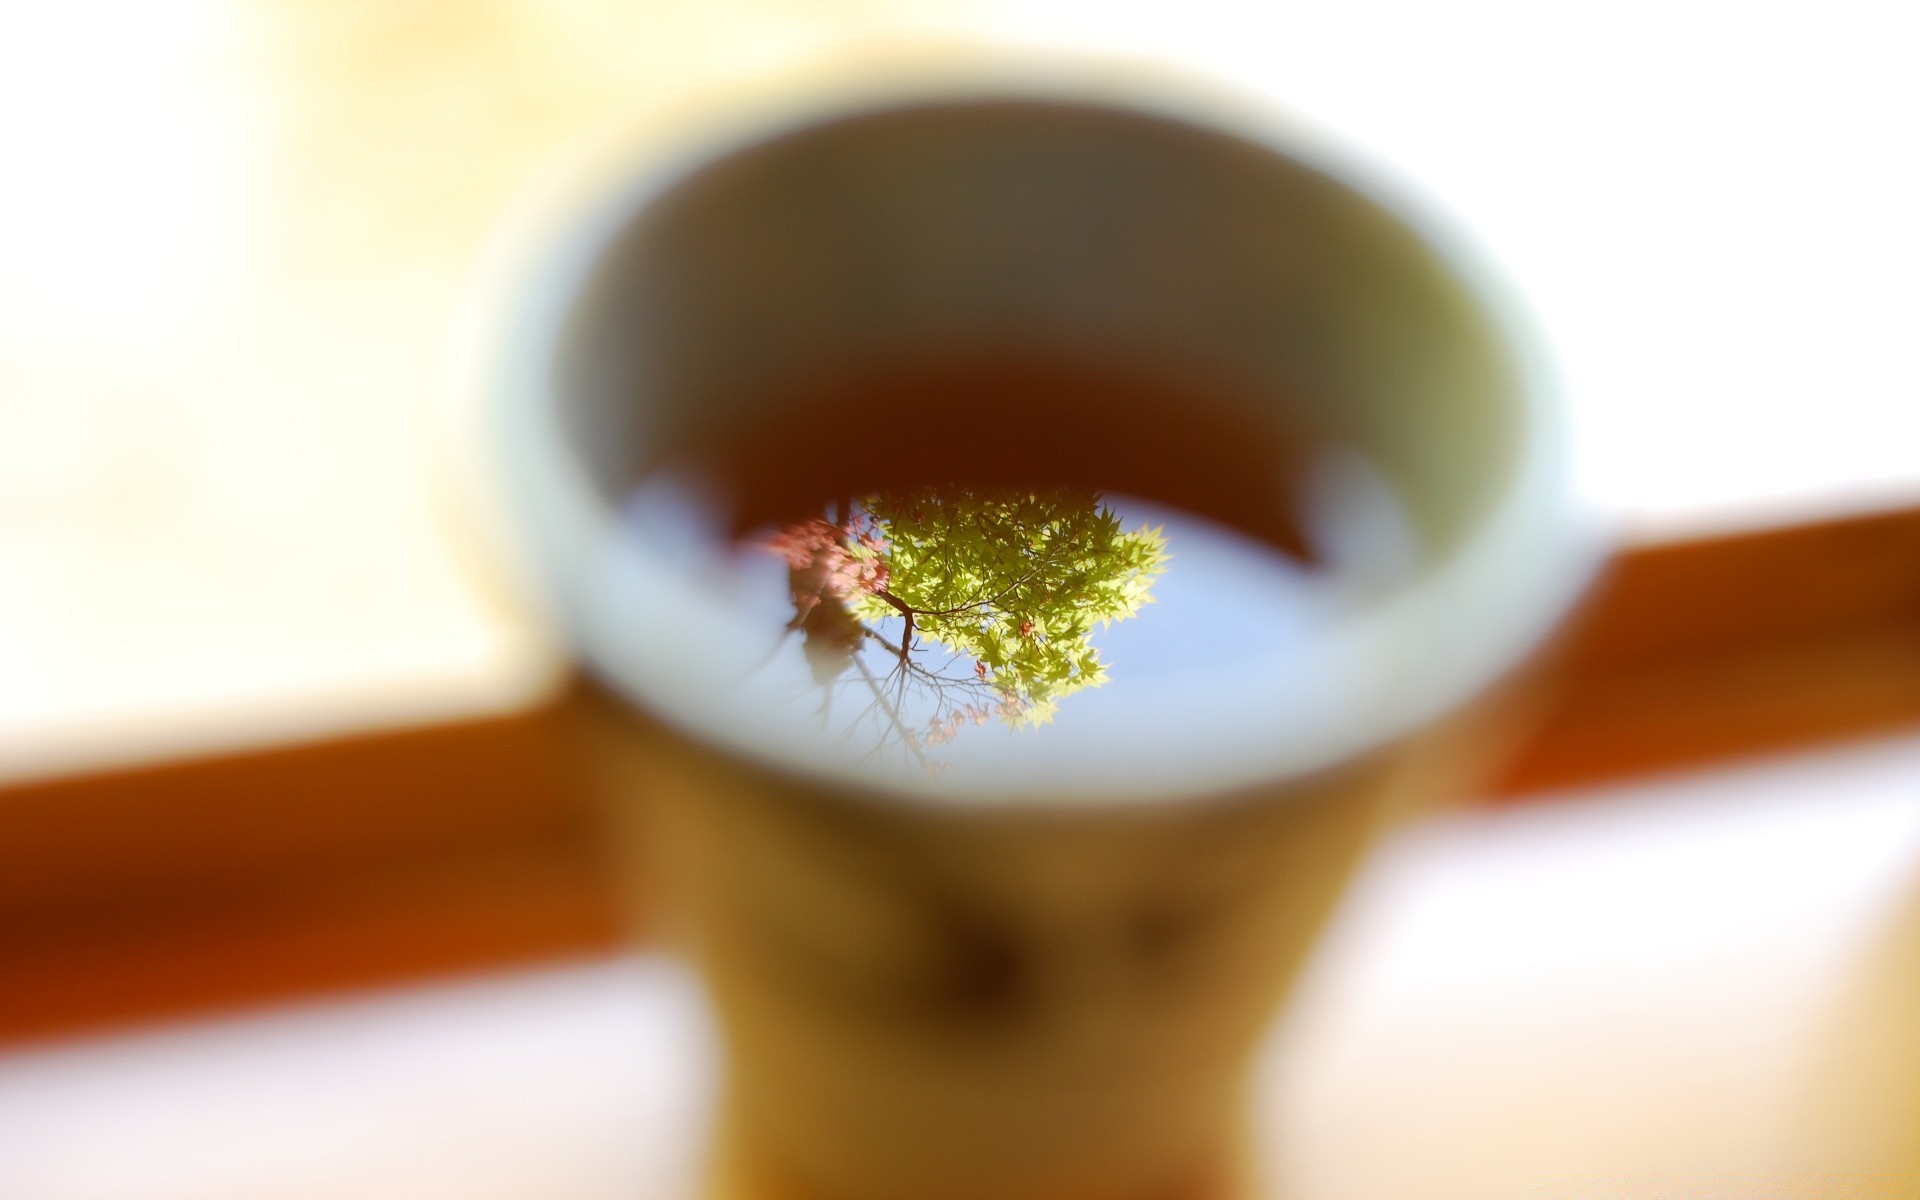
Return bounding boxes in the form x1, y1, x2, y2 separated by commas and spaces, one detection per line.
487, 50, 1598, 1200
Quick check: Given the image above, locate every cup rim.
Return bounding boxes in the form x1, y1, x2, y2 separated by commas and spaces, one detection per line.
486, 48, 1608, 807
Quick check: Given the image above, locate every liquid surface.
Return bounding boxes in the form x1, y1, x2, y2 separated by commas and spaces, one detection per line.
608, 466, 1421, 795
581, 351, 1429, 797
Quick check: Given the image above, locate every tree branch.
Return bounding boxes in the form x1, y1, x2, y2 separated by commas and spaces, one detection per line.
849, 652, 929, 767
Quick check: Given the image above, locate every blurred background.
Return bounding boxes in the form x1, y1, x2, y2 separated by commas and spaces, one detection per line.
2, 1, 1918, 1196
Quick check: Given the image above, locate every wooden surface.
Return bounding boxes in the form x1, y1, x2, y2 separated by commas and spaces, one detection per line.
0, 704, 621, 1041
4, 504, 1920, 1045
1495, 504, 1920, 794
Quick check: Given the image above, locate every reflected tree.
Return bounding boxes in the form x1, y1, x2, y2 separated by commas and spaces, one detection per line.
766, 487, 1166, 770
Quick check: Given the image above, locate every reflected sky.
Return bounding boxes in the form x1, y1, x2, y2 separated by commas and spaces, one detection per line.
615, 453, 1420, 791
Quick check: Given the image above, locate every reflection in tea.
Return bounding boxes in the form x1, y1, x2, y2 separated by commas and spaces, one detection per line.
766, 487, 1167, 772
619, 457, 1420, 792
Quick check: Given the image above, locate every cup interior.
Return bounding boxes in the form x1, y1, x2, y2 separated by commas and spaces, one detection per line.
502, 87, 1590, 803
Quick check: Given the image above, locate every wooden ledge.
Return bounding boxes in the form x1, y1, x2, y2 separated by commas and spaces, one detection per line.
4, 505, 1919, 1045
